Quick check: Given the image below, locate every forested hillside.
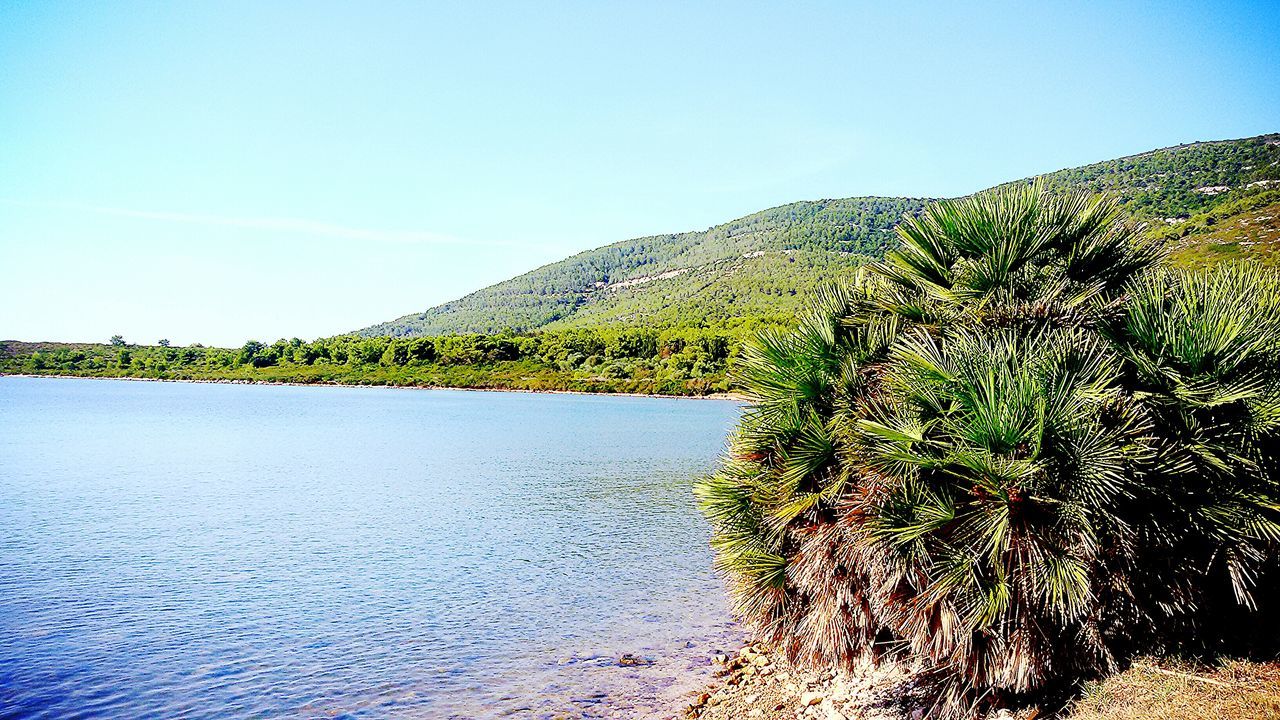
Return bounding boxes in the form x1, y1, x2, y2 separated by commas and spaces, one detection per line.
361, 197, 922, 335
362, 133, 1280, 337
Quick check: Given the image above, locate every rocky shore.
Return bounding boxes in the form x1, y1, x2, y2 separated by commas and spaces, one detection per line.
682, 642, 1031, 720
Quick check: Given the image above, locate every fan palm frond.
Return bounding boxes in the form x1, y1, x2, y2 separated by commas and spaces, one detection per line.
699, 184, 1280, 718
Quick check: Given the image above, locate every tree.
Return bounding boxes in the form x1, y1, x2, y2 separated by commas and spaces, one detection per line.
158, 338, 170, 347
697, 183, 1280, 717
110, 335, 126, 346
380, 340, 410, 366
238, 340, 266, 367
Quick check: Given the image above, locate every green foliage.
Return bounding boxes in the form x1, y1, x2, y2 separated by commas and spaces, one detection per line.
0, 324, 759, 396
1024, 135, 1280, 220
362, 199, 920, 336
697, 185, 1280, 717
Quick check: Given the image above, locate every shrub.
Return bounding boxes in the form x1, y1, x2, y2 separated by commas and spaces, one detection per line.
696, 183, 1280, 717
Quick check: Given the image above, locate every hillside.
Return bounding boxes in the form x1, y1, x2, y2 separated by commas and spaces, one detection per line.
362, 133, 1280, 337
361, 197, 924, 335
1164, 190, 1280, 268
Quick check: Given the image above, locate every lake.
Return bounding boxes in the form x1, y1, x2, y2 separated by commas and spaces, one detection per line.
0, 377, 743, 719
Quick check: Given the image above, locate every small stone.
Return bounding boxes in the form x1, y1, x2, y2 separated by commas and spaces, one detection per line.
752, 655, 771, 666
713, 654, 728, 664
801, 691, 825, 706
748, 710, 764, 718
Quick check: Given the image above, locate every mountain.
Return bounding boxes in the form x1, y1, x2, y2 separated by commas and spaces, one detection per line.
361, 134, 1280, 337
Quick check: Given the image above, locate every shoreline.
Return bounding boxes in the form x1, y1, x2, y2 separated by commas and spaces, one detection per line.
683, 640, 925, 720
682, 643, 1280, 720
0, 372, 744, 402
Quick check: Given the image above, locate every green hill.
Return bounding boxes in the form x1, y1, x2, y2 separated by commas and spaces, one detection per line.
361, 133, 1280, 337
361, 197, 925, 335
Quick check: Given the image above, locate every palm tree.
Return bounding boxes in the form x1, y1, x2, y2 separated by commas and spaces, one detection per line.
696, 183, 1280, 717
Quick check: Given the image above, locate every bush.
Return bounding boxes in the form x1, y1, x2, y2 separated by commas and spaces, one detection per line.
696, 183, 1280, 717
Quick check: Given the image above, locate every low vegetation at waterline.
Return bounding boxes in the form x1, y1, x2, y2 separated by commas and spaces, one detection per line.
0, 325, 760, 396
696, 184, 1280, 717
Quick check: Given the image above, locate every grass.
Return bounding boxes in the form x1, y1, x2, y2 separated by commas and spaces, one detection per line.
1163, 193, 1280, 268
1065, 658, 1280, 720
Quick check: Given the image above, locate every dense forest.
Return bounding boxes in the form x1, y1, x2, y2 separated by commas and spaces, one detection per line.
363, 133, 1280, 337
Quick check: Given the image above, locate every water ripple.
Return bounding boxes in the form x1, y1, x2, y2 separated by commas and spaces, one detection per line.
0, 378, 743, 719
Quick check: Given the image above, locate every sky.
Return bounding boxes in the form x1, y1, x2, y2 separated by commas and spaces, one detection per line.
1, 1, 1277, 347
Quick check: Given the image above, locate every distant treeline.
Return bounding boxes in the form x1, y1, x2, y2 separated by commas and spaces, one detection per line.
0, 324, 774, 396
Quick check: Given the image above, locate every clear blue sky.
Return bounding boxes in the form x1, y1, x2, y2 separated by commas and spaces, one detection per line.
2, 1, 1277, 347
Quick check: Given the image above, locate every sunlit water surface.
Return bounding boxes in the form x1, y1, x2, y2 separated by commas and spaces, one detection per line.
0, 377, 743, 719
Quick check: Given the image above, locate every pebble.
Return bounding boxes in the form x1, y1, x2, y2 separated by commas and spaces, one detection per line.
801, 691, 825, 706
687, 641, 929, 720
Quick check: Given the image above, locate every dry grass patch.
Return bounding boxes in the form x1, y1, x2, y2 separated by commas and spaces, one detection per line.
1066, 658, 1280, 720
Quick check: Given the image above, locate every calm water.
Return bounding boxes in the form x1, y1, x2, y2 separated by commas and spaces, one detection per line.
0, 377, 743, 719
